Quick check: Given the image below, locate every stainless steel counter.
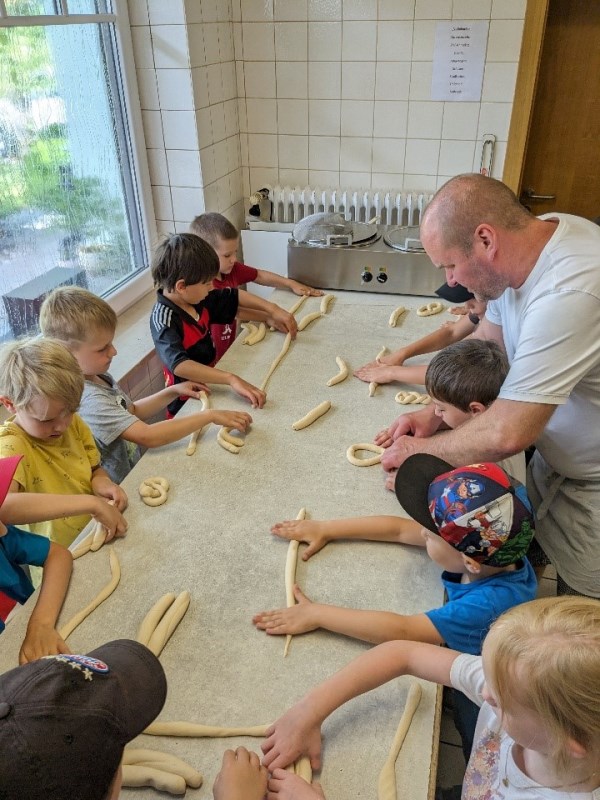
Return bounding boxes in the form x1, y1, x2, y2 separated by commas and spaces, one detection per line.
0, 290, 447, 799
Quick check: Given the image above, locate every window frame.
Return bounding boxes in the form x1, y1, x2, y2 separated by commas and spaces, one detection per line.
0, 0, 156, 317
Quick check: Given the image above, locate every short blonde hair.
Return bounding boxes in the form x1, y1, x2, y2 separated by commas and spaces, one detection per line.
0, 338, 84, 411
485, 597, 600, 774
39, 286, 117, 344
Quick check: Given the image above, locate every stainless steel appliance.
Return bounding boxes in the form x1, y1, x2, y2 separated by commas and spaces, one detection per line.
287, 214, 439, 296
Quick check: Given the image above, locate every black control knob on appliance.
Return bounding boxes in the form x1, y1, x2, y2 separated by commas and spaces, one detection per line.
361, 270, 373, 283
376, 272, 388, 284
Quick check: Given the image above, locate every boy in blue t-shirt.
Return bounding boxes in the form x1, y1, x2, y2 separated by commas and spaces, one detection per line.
0, 455, 73, 664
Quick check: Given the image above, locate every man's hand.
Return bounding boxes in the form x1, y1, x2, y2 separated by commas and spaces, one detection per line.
268, 769, 326, 800
271, 519, 329, 560
213, 748, 267, 800
172, 380, 211, 398
261, 701, 323, 772
253, 585, 319, 636
228, 375, 266, 408
267, 308, 298, 338
19, 622, 71, 665
289, 281, 323, 297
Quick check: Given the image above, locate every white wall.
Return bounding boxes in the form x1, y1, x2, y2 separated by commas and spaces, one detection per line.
127, 0, 526, 233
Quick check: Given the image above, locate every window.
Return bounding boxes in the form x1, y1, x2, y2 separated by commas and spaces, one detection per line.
0, 0, 152, 340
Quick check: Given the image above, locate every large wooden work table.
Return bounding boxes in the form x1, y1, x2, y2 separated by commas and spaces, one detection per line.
0, 290, 447, 799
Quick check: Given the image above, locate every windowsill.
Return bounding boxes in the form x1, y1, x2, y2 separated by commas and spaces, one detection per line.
110, 289, 156, 382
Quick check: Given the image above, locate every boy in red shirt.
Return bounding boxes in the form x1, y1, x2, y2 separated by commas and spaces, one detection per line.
190, 212, 322, 361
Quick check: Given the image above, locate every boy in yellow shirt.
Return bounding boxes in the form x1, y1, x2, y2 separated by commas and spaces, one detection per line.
0, 338, 127, 554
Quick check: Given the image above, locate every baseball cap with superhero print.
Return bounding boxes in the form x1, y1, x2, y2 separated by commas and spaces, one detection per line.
0, 639, 166, 800
395, 454, 535, 567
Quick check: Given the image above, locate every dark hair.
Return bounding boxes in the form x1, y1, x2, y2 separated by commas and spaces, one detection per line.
189, 212, 238, 249
425, 339, 508, 412
151, 233, 219, 291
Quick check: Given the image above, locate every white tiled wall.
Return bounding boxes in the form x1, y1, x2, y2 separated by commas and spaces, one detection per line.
128, 0, 526, 231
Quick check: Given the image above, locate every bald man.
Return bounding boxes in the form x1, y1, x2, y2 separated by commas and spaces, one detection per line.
380, 173, 600, 598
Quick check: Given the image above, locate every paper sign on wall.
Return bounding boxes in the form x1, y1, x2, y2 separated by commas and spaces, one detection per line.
431, 21, 489, 102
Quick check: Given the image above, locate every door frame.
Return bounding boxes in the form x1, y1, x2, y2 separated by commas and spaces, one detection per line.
502, 0, 550, 193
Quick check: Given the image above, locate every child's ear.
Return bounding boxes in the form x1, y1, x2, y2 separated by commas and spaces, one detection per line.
566, 738, 588, 760
461, 554, 481, 574
468, 401, 487, 416
0, 396, 16, 413
174, 278, 187, 293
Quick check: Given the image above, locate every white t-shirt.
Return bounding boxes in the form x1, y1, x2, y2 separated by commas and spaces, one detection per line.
486, 214, 600, 480
451, 653, 600, 800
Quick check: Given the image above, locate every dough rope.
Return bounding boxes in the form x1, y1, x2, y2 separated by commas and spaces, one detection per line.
71, 530, 95, 560
297, 311, 322, 331
377, 682, 422, 800
123, 748, 203, 789
143, 721, 270, 738
326, 356, 349, 387
186, 391, 210, 456
347, 443, 385, 467
288, 294, 308, 316
294, 756, 313, 783
139, 477, 170, 506
246, 322, 266, 345
395, 391, 431, 405
147, 591, 191, 657
89, 520, 107, 552
388, 306, 406, 327
217, 426, 244, 454
320, 294, 334, 314
292, 400, 332, 430
369, 346, 388, 396
59, 550, 121, 641
284, 508, 306, 658
260, 332, 292, 391
121, 765, 186, 795
137, 593, 177, 647
240, 322, 258, 344
416, 301, 444, 317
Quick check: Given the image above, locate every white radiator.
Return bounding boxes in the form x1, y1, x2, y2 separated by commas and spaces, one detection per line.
247, 185, 434, 228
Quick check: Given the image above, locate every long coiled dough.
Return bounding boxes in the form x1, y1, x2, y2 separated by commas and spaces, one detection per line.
369, 346, 387, 396
217, 426, 244, 454
186, 391, 210, 456
284, 507, 306, 658
377, 682, 422, 800
292, 400, 331, 430
143, 721, 270, 738
147, 591, 191, 657
240, 322, 258, 343
260, 332, 292, 391
121, 765, 186, 795
246, 322, 266, 345
59, 550, 121, 641
326, 356, 349, 386
123, 748, 203, 789
136, 593, 177, 646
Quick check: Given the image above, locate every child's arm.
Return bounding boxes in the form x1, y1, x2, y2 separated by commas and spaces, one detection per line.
1, 484, 128, 538
121, 408, 252, 449
252, 269, 323, 298
131, 382, 210, 420
270, 516, 424, 560
236, 306, 270, 324
253, 585, 443, 645
355, 314, 478, 383
173, 360, 266, 409
90, 466, 128, 513
237, 289, 298, 337
19, 541, 73, 664
353, 363, 428, 386
261, 639, 460, 770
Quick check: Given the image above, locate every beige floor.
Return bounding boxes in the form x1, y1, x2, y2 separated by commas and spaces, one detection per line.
435, 568, 558, 793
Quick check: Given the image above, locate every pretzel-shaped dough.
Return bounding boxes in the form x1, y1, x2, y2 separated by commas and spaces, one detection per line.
416, 301, 444, 317
139, 477, 170, 506
395, 391, 431, 405
347, 443, 385, 467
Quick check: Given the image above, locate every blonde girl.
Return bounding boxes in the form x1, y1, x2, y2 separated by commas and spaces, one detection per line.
261, 597, 600, 800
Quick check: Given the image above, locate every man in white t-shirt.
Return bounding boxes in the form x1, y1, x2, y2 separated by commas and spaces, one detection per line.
380, 173, 600, 598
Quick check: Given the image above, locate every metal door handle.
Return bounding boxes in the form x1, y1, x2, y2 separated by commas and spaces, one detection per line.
522, 187, 556, 201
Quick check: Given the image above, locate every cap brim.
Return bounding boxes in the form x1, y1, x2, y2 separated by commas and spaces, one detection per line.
87, 640, 167, 739
435, 283, 474, 303
395, 454, 455, 533
0, 455, 22, 507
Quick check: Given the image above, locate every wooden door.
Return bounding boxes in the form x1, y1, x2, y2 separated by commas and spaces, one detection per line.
504, 0, 600, 220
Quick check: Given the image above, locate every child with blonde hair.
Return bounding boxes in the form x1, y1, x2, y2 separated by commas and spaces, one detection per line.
190, 212, 321, 361
0, 338, 127, 553
40, 287, 252, 483
261, 597, 600, 799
